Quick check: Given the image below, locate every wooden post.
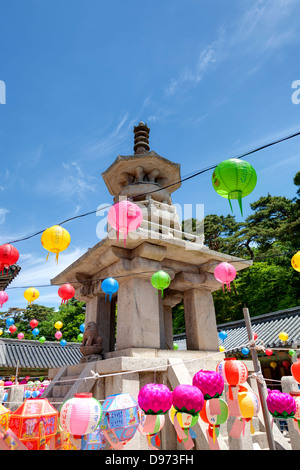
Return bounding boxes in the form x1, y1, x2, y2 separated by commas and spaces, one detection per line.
242, 307, 276, 450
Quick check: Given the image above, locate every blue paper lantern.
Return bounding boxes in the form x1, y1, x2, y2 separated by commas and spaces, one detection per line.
79, 323, 85, 333
101, 277, 119, 302
60, 339, 67, 347
242, 347, 250, 356
218, 330, 227, 342
5, 318, 14, 327
32, 328, 39, 336
81, 424, 106, 450
100, 393, 139, 449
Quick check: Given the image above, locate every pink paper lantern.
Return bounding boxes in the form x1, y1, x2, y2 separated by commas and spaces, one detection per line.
17, 333, 24, 340
138, 383, 172, 415
4, 381, 13, 387
214, 262, 236, 292
172, 385, 204, 415
59, 393, 102, 439
107, 200, 143, 246
55, 331, 62, 340
192, 370, 224, 400
0, 291, 9, 308
266, 389, 296, 419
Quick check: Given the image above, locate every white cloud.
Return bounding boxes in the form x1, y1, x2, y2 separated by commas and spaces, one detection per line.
165, 43, 219, 97
164, 0, 299, 97
11, 246, 87, 289
0, 208, 9, 225
35, 160, 97, 202
81, 112, 134, 158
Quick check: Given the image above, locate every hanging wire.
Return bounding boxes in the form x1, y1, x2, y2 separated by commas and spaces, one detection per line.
3, 128, 300, 246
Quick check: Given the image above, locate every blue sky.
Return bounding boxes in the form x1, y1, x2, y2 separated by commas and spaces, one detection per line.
0, 0, 300, 309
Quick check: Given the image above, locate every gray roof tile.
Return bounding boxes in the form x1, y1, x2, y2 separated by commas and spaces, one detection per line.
174, 306, 300, 352
0, 338, 82, 369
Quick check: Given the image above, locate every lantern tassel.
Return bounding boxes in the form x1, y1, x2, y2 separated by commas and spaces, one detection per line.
55, 253, 59, 264
242, 418, 246, 436
228, 196, 233, 213
237, 191, 243, 217
249, 417, 255, 435
46, 252, 50, 262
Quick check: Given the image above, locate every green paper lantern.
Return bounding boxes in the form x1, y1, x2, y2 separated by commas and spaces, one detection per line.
212, 158, 257, 216
39, 336, 46, 344
77, 333, 83, 342
173, 342, 179, 350
151, 270, 171, 298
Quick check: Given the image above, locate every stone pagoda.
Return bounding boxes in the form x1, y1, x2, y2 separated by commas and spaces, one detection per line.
44, 122, 277, 450
51, 122, 251, 356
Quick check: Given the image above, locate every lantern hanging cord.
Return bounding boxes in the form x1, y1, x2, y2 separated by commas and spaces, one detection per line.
4, 128, 300, 246
16, 341, 297, 388
131, 128, 300, 200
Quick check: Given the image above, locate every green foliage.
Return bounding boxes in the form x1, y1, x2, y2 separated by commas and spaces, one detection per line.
0, 298, 85, 342
173, 171, 300, 331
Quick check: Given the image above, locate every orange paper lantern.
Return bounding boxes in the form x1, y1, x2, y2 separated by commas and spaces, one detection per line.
216, 358, 248, 400
9, 398, 59, 450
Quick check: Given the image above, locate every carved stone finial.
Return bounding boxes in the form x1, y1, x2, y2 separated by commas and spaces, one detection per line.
133, 122, 150, 154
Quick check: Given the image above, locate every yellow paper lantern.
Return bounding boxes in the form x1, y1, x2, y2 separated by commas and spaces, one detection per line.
24, 287, 40, 306
41, 225, 71, 263
219, 346, 225, 352
55, 321, 63, 330
279, 331, 289, 342
270, 361, 277, 369
0, 329, 3, 336
237, 387, 260, 435
291, 251, 300, 272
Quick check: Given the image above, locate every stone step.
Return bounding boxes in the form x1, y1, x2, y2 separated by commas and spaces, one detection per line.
47, 396, 65, 410
55, 375, 78, 385
51, 384, 74, 397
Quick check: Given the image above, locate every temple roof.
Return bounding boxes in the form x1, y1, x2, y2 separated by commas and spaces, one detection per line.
0, 265, 21, 291
174, 306, 300, 351
0, 338, 82, 370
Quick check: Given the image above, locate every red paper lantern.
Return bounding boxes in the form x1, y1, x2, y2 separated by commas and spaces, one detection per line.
216, 358, 248, 400
30, 319, 39, 329
9, 325, 17, 334
265, 349, 273, 356
9, 398, 59, 450
58, 283, 75, 305
0, 244, 19, 274
291, 359, 300, 383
